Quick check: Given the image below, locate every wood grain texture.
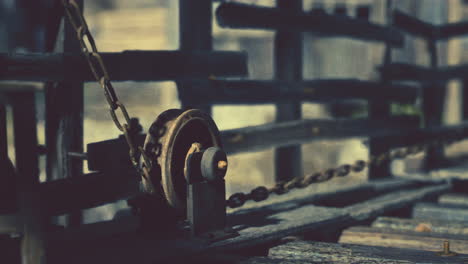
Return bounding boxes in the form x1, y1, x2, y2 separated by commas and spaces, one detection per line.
180, 79, 419, 105
248, 241, 468, 264
344, 184, 450, 221
216, 2, 404, 46
373, 216, 468, 236
339, 226, 468, 254
45, 183, 448, 264
0, 51, 247, 81
413, 202, 468, 222
438, 193, 468, 207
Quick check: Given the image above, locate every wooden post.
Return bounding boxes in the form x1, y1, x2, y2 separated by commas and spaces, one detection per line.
0, 103, 16, 213
12, 92, 44, 264
45, 0, 84, 226
423, 39, 446, 170
368, 0, 393, 180
274, 0, 303, 182
178, 0, 212, 115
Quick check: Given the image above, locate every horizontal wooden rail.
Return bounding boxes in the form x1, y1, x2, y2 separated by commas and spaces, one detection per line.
87, 116, 419, 171
179, 79, 419, 104
394, 10, 468, 40
375, 120, 468, 149
380, 63, 468, 82
0, 51, 247, 82
216, 2, 404, 46
40, 170, 139, 216
221, 116, 419, 154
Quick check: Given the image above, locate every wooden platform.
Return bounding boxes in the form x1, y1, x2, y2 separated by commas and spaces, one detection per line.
43, 179, 449, 263
243, 241, 468, 264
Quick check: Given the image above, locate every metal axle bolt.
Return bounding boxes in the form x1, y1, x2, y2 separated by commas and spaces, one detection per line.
436, 240, 457, 257
217, 160, 228, 170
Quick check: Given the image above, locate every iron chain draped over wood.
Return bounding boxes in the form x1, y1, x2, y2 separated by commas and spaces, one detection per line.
227, 134, 465, 208
61, 0, 154, 181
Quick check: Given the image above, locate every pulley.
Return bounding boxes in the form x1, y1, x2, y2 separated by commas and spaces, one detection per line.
141, 109, 235, 239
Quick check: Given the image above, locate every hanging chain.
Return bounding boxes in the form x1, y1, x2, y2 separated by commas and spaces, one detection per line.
227, 131, 467, 208
61, 0, 152, 179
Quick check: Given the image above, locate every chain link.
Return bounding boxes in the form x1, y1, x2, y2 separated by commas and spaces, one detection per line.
61, 0, 151, 180
227, 132, 467, 209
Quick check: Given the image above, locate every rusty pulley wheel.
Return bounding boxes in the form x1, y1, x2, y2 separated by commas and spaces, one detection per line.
142, 109, 222, 217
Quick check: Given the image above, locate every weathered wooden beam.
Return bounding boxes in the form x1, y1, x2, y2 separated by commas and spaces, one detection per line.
39, 170, 139, 216
216, 2, 404, 46
373, 120, 468, 149
177, 0, 213, 114
344, 184, 450, 221
257, 241, 468, 264
438, 193, 468, 207
11, 91, 45, 264
380, 63, 468, 82
339, 226, 468, 254
274, 0, 303, 183
87, 116, 419, 172
45, 8, 84, 226
413, 202, 468, 222
186, 79, 418, 105
45, 183, 448, 263
373, 216, 468, 236
393, 10, 434, 39
221, 116, 418, 155
394, 10, 468, 40
368, 1, 395, 180
0, 51, 247, 82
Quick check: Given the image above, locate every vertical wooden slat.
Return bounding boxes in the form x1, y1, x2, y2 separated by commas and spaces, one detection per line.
12, 91, 44, 264
0, 104, 6, 160
423, 39, 446, 170
368, 0, 393, 179
464, 79, 468, 120
178, 0, 212, 114
274, 0, 303, 182
0, 103, 16, 213
45, 0, 84, 226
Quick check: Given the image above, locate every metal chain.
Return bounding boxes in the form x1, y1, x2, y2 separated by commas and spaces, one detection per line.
226, 130, 468, 208
61, 0, 152, 179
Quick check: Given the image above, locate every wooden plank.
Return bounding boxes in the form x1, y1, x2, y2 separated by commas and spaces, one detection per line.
439, 193, 468, 207
394, 10, 468, 40
45, 5, 84, 226
0, 104, 16, 213
257, 241, 468, 264
344, 184, 450, 221
413, 202, 468, 222
177, 0, 213, 114
39, 170, 139, 216
380, 63, 468, 82
369, 1, 394, 180
340, 226, 468, 254
274, 0, 302, 182
46, 183, 447, 264
221, 116, 418, 155
373, 216, 468, 236
393, 10, 434, 39
0, 51, 247, 81
11, 91, 45, 264
87, 115, 420, 171
215, 2, 404, 46
185, 79, 419, 104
